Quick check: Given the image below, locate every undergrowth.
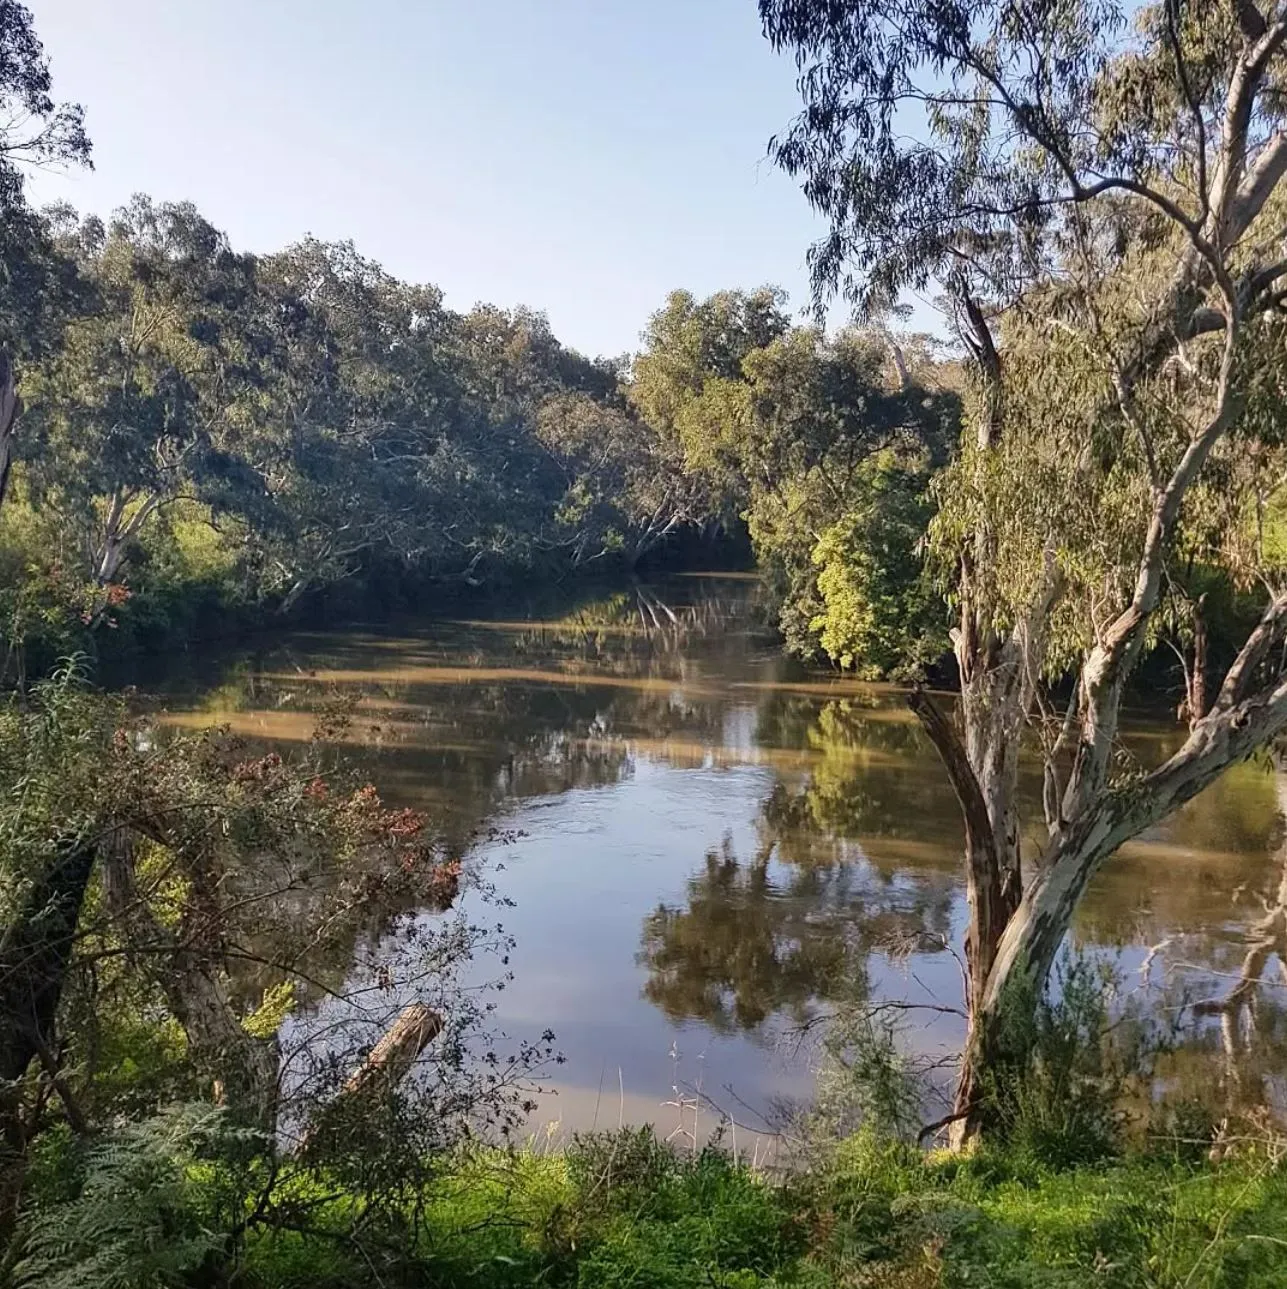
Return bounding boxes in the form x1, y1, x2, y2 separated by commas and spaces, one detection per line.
10, 960, 1286, 1288
10, 1118, 1285, 1288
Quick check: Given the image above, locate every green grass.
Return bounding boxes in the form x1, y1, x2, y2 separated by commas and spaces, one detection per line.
227, 1129, 1287, 1289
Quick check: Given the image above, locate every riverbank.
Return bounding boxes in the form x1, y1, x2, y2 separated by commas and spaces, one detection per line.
382, 1133, 1287, 1288
23, 1122, 1286, 1287
0, 514, 755, 686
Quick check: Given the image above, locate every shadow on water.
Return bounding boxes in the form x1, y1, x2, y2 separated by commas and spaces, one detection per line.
130, 573, 1287, 1135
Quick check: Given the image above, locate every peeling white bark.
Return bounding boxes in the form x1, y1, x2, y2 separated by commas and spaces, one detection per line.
93, 489, 164, 585
916, 24, 1287, 1144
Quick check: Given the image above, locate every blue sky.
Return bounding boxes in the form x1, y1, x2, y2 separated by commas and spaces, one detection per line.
27, 0, 848, 358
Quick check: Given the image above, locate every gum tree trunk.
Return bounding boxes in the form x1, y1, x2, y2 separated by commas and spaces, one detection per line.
942, 653, 1287, 1143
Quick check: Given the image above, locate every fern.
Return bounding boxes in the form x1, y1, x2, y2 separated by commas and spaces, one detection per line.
11, 1103, 257, 1289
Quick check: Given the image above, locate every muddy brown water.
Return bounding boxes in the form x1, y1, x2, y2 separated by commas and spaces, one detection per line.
135, 574, 1287, 1143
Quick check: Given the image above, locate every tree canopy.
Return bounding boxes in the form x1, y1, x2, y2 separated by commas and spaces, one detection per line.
762, 0, 1287, 1140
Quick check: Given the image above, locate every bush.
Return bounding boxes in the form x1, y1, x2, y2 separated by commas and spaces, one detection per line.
10, 1104, 255, 1289
977, 955, 1137, 1173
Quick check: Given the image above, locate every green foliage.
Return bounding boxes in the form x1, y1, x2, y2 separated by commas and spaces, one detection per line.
0, 666, 547, 1265
810, 954, 1141, 1179
407, 1133, 809, 1289
1, 235, 966, 678
629, 287, 790, 488
979, 957, 1137, 1172
630, 290, 959, 673
0, 3, 91, 366
811, 1012, 924, 1144
8, 1112, 1287, 1289
244, 1131, 1287, 1289
0, 212, 746, 674
0, 655, 115, 888
810, 456, 945, 677
760, 0, 1287, 695
10, 1104, 250, 1289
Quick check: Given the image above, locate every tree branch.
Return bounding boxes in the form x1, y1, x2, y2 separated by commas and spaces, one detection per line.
1212, 593, 1287, 712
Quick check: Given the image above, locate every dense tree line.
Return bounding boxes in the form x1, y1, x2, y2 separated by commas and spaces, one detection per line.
630, 287, 959, 673
0, 203, 955, 677
0, 197, 724, 669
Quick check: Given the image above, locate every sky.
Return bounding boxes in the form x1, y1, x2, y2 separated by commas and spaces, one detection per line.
26, 0, 846, 359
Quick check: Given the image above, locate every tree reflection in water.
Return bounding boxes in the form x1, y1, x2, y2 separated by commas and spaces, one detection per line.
641, 690, 1287, 1124
639, 834, 955, 1034
135, 577, 1287, 1125
639, 691, 961, 1039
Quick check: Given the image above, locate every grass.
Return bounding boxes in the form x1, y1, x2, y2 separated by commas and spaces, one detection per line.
229, 1127, 1287, 1289
15, 1101, 1286, 1287
16, 956, 1283, 1288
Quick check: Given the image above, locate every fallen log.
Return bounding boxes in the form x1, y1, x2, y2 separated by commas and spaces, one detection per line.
341, 1002, 443, 1099
295, 1002, 442, 1156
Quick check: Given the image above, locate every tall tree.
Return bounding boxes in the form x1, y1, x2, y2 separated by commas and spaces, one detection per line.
251, 238, 462, 604
535, 385, 713, 567
22, 199, 268, 586
762, 0, 1287, 1140
0, 1, 91, 514
629, 286, 791, 517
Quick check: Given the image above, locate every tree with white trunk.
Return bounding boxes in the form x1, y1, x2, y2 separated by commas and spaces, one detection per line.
760, 0, 1287, 1141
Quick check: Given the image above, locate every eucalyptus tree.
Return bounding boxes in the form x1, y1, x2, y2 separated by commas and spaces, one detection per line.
630, 288, 956, 663
629, 287, 792, 517
449, 303, 601, 576
762, 0, 1287, 1139
0, 1, 91, 514
22, 199, 268, 587
251, 238, 463, 605
534, 386, 713, 566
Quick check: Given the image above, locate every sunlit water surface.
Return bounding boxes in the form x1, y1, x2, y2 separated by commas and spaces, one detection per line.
133, 575, 1287, 1144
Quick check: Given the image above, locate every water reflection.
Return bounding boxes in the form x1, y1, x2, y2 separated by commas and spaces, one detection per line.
136, 576, 1287, 1129
640, 835, 955, 1033
754, 696, 965, 872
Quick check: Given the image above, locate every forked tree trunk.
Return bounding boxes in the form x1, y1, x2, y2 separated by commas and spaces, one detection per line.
91, 489, 167, 587
942, 674, 1287, 1145
908, 691, 1021, 1011
891, 6, 1287, 1148
948, 827, 1110, 1142
909, 686, 1031, 1142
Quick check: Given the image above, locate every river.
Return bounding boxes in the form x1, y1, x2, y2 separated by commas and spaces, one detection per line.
136, 573, 1287, 1145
